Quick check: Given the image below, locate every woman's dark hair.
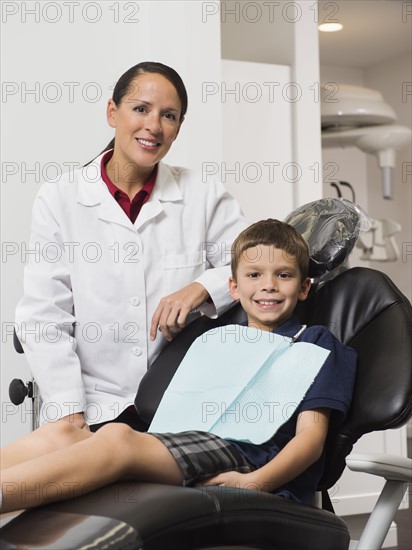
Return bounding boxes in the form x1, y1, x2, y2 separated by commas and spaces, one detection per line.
91, 62, 188, 161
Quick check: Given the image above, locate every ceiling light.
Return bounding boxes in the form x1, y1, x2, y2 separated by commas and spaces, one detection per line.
318, 23, 343, 32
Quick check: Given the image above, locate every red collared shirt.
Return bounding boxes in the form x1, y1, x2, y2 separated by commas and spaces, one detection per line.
101, 150, 157, 223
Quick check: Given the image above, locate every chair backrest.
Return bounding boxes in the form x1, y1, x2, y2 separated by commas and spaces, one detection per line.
297, 266, 412, 489
135, 267, 412, 491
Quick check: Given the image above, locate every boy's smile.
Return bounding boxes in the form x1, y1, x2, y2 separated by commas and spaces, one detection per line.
229, 245, 311, 332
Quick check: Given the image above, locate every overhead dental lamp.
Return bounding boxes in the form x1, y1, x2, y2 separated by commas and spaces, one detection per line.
321, 84, 411, 199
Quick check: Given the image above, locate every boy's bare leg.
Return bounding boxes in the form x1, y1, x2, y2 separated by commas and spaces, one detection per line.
0, 422, 92, 470
1, 424, 183, 513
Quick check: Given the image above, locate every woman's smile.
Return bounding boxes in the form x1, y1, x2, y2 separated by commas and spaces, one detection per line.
136, 137, 161, 150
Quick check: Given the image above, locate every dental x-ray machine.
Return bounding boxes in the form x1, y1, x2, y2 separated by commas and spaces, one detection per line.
321, 84, 411, 200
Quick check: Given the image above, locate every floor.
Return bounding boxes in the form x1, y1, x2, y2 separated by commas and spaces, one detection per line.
391, 508, 412, 550
345, 509, 411, 549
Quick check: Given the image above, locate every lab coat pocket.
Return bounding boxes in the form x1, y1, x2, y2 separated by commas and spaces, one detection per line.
163, 250, 207, 293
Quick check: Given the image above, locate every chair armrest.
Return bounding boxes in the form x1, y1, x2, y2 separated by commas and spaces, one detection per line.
346, 453, 412, 481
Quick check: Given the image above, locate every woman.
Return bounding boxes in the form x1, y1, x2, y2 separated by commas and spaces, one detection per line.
15, 62, 248, 432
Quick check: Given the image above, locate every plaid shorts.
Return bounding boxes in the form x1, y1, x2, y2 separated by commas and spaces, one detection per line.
150, 431, 254, 486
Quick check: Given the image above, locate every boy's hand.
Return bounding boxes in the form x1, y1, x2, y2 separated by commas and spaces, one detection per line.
150, 282, 209, 342
200, 471, 271, 492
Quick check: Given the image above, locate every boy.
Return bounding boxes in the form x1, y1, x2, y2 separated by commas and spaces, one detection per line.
0, 220, 356, 512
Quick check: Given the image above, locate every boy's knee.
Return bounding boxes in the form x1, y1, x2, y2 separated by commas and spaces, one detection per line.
94, 424, 142, 476
39, 420, 79, 446
95, 423, 136, 447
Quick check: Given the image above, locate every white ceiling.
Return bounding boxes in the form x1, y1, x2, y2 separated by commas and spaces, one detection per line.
318, 0, 411, 68
221, 0, 411, 70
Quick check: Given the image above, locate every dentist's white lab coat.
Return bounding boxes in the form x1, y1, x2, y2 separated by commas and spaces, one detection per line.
15, 153, 249, 425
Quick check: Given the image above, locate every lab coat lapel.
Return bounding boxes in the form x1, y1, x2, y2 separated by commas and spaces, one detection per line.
98, 193, 136, 229
76, 159, 136, 231
133, 162, 183, 231
76, 159, 183, 231
78, 180, 134, 230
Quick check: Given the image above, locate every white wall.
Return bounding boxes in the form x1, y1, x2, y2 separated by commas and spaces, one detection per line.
320, 56, 412, 300
221, 60, 294, 222
1, 0, 222, 445
221, 1, 323, 219
365, 52, 412, 301
320, 65, 365, 88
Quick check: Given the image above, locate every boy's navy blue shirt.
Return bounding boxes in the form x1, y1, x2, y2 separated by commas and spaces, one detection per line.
227, 315, 357, 505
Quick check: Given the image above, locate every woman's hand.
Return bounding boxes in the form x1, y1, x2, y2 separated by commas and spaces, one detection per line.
150, 282, 210, 341
200, 471, 271, 493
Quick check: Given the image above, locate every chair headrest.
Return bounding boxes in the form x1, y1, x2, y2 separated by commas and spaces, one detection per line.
285, 198, 371, 281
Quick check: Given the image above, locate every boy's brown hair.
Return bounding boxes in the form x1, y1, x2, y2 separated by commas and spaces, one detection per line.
231, 219, 310, 281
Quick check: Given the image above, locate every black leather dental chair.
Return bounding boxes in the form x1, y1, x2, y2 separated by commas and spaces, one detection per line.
2, 200, 411, 550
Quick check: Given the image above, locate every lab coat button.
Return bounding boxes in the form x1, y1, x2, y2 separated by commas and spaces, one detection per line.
133, 346, 142, 356
130, 297, 140, 306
